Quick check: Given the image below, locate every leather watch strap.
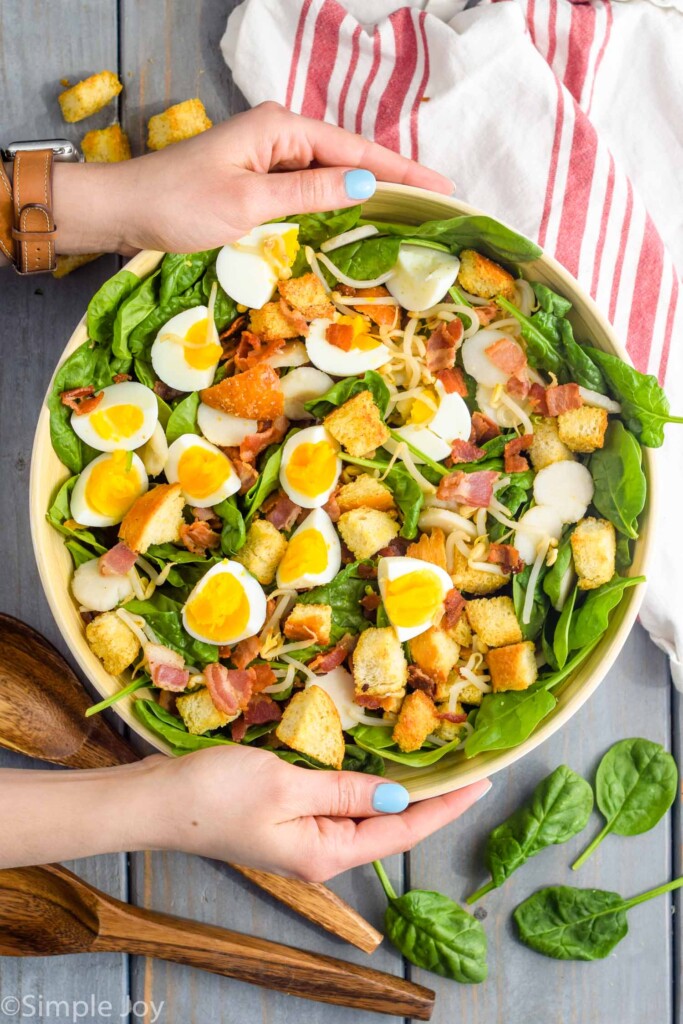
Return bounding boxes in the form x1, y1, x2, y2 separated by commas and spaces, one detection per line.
0, 162, 14, 265
11, 148, 57, 274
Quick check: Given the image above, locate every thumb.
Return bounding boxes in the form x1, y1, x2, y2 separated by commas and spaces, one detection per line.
302, 769, 410, 819
245, 166, 377, 223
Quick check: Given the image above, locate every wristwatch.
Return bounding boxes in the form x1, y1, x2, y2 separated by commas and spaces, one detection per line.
0, 139, 81, 274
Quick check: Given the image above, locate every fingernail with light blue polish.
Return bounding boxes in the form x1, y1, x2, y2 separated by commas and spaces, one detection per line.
373, 783, 410, 814
345, 168, 376, 200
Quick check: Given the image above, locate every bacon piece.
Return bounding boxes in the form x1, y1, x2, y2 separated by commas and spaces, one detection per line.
99, 542, 137, 576
357, 563, 378, 579
378, 537, 411, 558
471, 411, 500, 444
488, 542, 525, 574
231, 718, 248, 742
220, 314, 248, 342
322, 492, 341, 523
361, 592, 381, 613
239, 415, 289, 465
179, 520, 221, 555
545, 383, 583, 416
251, 664, 277, 691
153, 380, 185, 402
527, 383, 549, 416
325, 323, 354, 351
205, 664, 253, 715
228, 452, 259, 494
436, 469, 499, 508
60, 386, 104, 416
485, 337, 527, 375
504, 433, 534, 474
447, 438, 486, 465
234, 330, 286, 372
354, 693, 397, 711
113, 373, 132, 384
436, 366, 468, 396
438, 710, 468, 724
244, 692, 282, 725
80, 610, 97, 626
265, 491, 301, 531
441, 587, 466, 629
475, 304, 499, 326
407, 664, 437, 698
145, 643, 190, 692
505, 373, 530, 400
354, 285, 397, 328
232, 635, 261, 671
219, 645, 232, 660
426, 318, 464, 373
279, 299, 309, 336
191, 506, 222, 527
308, 633, 357, 674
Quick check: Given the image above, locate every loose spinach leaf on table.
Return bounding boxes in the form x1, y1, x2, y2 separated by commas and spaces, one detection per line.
467, 765, 593, 903
373, 860, 487, 983
87, 268, 139, 343
213, 495, 246, 556
112, 271, 160, 360
304, 369, 391, 418
567, 575, 645, 652
48, 340, 118, 473
125, 594, 219, 664
351, 724, 463, 766
589, 421, 646, 539
571, 737, 678, 870
361, 213, 542, 264
513, 562, 550, 641
160, 249, 218, 305
464, 689, 557, 759
298, 562, 373, 642
165, 391, 200, 443
514, 876, 683, 961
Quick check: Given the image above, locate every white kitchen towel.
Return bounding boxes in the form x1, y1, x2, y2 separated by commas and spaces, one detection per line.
221, 0, 683, 687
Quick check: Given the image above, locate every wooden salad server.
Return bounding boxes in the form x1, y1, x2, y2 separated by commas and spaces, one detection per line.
0, 613, 382, 954
0, 863, 434, 1019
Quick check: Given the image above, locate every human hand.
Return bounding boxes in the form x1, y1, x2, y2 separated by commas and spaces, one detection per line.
52, 103, 453, 257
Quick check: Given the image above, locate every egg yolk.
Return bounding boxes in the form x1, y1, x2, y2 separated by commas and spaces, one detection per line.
262, 228, 300, 279
285, 440, 338, 499
182, 318, 223, 370
84, 452, 142, 518
90, 404, 144, 442
383, 570, 444, 628
336, 315, 381, 351
185, 572, 250, 642
278, 529, 328, 584
178, 446, 231, 500
408, 389, 438, 426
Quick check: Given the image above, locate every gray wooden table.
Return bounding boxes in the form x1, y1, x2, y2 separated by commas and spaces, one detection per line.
1, 3, 680, 1022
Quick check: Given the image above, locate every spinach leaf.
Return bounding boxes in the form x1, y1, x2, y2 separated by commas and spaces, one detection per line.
290, 207, 362, 248
567, 575, 645, 652
496, 296, 564, 375
552, 584, 577, 669
589, 421, 646, 539
571, 737, 678, 870
513, 562, 550, 641
304, 369, 391, 419
166, 391, 200, 443
323, 235, 401, 283
556, 319, 607, 392
160, 249, 217, 305
351, 724, 462, 766
535, 639, 600, 690
87, 268, 139, 343
125, 594, 218, 664
384, 462, 423, 539
543, 532, 574, 609
585, 348, 683, 447
129, 286, 204, 355
134, 698, 234, 752
112, 271, 160, 360
362, 213, 541, 264
616, 534, 634, 571
46, 476, 106, 554
214, 495, 246, 556
342, 744, 386, 776
531, 282, 572, 317
298, 562, 372, 642
514, 876, 683, 961
201, 263, 238, 332
48, 340, 117, 473
467, 765, 593, 903
464, 689, 557, 759
373, 860, 487, 983
243, 444, 287, 526
143, 543, 215, 589
65, 538, 102, 568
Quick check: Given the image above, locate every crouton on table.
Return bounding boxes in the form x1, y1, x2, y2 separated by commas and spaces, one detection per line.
571, 517, 616, 590
392, 689, 439, 752
466, 596, 522, 648
276, 685, 345, 769
558, 406, 609, 453
456, 249, 516, 301
284, 603, 332, 646
409, 626, 460, 685
353, 627, 408, 700
324, 390, 390, 457
337, 508, 399, 561
278, 273, 334, 320
336, 474, 395, 514
85, 612, 140, 676
147, 98, 212, 150
58, 71, 122, 122
487, 641, 538, 692
118, 483, 185, 554
176, 687, 236, 735
81, 124, 132, 163
529, 417, 574, 471
234, 519, 287, 585
450, 546, 509, 596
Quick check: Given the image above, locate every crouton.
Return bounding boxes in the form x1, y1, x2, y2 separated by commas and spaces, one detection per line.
52, 253, 101, 278
571, 517, 616, 590
409, 627, 460, 685
147, 98, 212, 150
456, 249, 516, 301
529, 418, 574, 470
466, 596, 522, 648
200, 362, 284, 421
337, 508, 399, 561
392, 689, 439, 753
336, 474, 395, 514
323, 390, 390, 458
558, 406, 609, 453
353, 627, 408, 700
85, 612, 140, 676
278, 273, 334, 320
447, 614, 473, 647
458, 682, 484, 705
58, 70, 122, 123
354, 286, 398, 328
81, 124, 131, 163
249, 302, 301, 342
176, 687, 236, 735
450, 546, 509, 595
284, 603, 332, 646
234, 519, 287, 585
406, 528, 448, 571
276, 685, 345, 769
434, 702, 467, 742
118, 483, 184, 554
487, 641, 538, 692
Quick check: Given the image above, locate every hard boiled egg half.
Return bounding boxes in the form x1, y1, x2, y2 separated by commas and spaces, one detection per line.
305, 315, 390, 376
71, 451, 148, 527
216, 222, 300, 310
182, 560, 267, 646
151, 306, 222, 393
165, 434, 240, 507
71, 382, 158, 453
384, 380, 471, 463
276, 508, 341, 590
378, 555, 453, 641
386, 245, 460, 314
279, 425, 341, 509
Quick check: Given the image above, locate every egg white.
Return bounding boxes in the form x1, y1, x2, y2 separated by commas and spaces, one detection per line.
72, 558, 135, 613
383, 423, 451, 464
70, 452, 148, 527
305, 666, 357, 731
386, 245, 460, 313
197, 402, 258, 447
429, 380, 472, 443
533, 462, 594, 524
514, 506, 564, 565
182, 560, 267, 646
279, 424, 341, 508
151, 306, 221, 393
165, 434, 240, 507
216, 222, 300, 310
280, 367, 334, 420
71, 381, 158, 453
378, 555, 453, 641
276, 507, 341, 590
305, 317, 391, 376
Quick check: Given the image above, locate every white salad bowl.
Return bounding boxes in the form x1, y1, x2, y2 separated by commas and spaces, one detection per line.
29, 184, 655, 800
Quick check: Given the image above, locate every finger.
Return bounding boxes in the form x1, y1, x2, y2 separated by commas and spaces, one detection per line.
293, 767, 412, 819
242, 165, 382, 222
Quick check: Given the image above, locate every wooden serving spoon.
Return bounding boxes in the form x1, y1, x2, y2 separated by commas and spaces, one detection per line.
0, 863, 434, 1019
0, 613, 382, 953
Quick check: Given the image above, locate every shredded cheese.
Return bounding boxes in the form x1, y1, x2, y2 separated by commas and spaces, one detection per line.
522, 537, 550, 625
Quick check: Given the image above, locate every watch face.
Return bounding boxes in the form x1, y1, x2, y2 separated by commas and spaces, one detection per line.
2, 139, 82, 162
